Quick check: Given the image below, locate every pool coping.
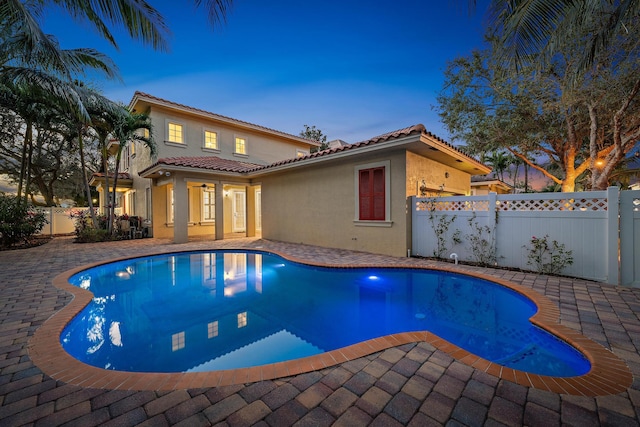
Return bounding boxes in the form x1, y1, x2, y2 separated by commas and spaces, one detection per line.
28, 248, 633, 396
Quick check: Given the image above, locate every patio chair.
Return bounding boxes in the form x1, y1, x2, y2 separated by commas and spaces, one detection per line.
130, 216, 144, 239
119, 219, 133, 239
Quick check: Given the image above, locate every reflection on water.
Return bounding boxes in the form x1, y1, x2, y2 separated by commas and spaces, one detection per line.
62, 251, 590, 376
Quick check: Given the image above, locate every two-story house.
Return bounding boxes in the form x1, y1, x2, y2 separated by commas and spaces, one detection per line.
91, 91, 320, 242
92, 92, 491, 257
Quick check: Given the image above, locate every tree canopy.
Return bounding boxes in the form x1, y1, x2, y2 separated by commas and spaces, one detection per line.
438, 10, 640, 192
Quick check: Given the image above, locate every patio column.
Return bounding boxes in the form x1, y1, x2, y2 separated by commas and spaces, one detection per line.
215, 184, 224, 240
173, 177, 188, 243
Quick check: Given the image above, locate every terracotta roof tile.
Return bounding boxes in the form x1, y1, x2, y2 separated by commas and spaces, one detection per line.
131, 92, 320, 146
248, 124, 444, 172
153, 156, 263, 173
92, 172, 131, 180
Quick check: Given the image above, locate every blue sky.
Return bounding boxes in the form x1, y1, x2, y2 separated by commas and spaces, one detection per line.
43, 0, 491, 143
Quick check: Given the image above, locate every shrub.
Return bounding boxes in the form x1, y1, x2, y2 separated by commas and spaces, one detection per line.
0, 194, 48, 248
69, 209, 113, 243
524, 235, 574, 275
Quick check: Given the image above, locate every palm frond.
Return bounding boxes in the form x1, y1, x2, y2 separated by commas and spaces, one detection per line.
193, 0, 234, 27
51, 0, 170, 51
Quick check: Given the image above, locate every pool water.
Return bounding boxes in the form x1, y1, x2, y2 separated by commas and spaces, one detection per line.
61, 251, 590, 377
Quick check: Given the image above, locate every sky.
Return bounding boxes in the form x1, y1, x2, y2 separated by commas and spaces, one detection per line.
42, 0, 491, 144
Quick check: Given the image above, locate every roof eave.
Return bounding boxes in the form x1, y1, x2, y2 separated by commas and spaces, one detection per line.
248, 133, 423, 177
139, 163, 249, 179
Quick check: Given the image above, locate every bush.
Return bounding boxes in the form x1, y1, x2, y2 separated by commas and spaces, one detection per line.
0, 194, 48, 248
524, 235, 574, 275
69, 209, 113, 243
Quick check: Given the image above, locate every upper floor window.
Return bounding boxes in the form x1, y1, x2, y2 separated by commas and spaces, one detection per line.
235, 137, 247, 155
204, 130, 218, 150
168, 122, 184, 143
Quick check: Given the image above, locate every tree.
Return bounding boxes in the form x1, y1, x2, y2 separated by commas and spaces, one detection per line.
437, 15, 640, 192
107, 109, 155, 234
300, 125, 329, 153
484, 151, 510, 182
489, 0, 640, 73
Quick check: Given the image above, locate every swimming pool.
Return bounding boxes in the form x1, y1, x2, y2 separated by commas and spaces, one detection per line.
61, 250, 590, 377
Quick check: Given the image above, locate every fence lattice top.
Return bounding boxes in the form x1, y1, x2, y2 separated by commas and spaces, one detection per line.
415, 197, 609, 212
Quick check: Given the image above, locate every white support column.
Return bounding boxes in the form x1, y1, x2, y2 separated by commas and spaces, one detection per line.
173, 177, 188, 244
215, 184, 224, 240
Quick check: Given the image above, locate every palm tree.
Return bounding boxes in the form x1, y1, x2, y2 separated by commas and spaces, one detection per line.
485, 151, 510, 182
490, 0, 640, 72
107, 109, 155, 235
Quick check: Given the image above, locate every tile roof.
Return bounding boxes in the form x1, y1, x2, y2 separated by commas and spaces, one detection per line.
140, 125, 486, 176
91, 172, 132, 180
152, 156, 263, 173
130, 92, 320, 146
248, 124, 483, 172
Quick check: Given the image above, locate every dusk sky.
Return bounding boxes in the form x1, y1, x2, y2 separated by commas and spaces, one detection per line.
42, 0, 491, 143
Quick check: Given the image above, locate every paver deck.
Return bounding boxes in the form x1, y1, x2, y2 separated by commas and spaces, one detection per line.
1, 236, 639, 426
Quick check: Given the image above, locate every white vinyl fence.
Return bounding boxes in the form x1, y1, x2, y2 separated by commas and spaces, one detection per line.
411, 187, 640, 287
35, 207, 79, 235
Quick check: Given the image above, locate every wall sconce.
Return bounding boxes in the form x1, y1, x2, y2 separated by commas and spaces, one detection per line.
158, 170, 164, 175
445, 172, 450, 179
224, 190, 230, 198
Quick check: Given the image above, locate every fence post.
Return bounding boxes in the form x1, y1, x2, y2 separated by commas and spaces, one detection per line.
607, 186, 620, 285
488, 192, 497, 228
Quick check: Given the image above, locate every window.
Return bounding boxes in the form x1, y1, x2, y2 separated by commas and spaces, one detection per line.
168, 122, 184, 143
202, 187, 215, 222
359, 167, 385, 220
204, 130, 218, 150
234, 137, 247, 155
355, 161, 391, 225
167, 187, 174, 224
120, 144, 131, 171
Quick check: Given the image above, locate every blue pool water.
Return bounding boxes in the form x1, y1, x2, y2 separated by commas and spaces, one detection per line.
61, 251, 590, 377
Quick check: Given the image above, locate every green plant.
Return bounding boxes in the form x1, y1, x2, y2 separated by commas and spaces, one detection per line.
0, 194, 48, 248
524, 235, 574, 275
427, 198, 461, 259
69, 209, 112, 243
465, 214, 499, 266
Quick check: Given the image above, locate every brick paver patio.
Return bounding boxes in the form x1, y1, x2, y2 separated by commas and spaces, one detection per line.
1, 236, 639, 426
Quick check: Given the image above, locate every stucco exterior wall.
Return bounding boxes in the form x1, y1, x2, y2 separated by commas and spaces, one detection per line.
260, 151, 409, 257
140, 105, 311, 168
405, 151, 471, 196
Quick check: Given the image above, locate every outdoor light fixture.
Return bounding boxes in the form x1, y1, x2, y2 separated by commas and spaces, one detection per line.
158, 170, 164, 175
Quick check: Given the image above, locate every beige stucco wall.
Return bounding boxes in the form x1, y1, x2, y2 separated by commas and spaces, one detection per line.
260, 151, 409, 257
405, 151, 471, 196
140, 105, 312, 168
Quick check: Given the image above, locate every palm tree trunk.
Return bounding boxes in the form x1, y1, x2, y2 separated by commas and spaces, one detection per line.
77, 125, 98, 228
110, 147, 124, 236
16, 119, 31, 207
